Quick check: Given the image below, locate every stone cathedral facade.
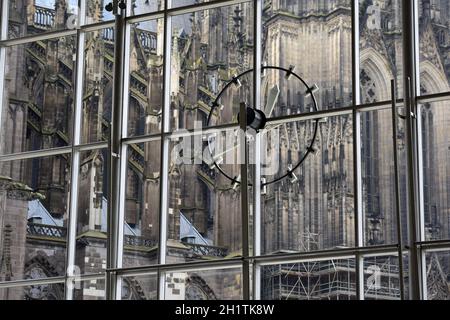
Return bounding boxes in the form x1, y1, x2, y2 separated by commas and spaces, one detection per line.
0, 0, 449, 300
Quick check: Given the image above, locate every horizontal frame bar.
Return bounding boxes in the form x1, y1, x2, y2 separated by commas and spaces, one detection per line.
0, 142, 108, 162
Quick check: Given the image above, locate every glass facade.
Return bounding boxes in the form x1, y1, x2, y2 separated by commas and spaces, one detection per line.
0, 0, 449, 301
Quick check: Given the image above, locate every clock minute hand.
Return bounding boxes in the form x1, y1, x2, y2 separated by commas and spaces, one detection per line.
264, 84, 280, 118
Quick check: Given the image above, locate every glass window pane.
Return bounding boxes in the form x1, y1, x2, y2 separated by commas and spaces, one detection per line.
425, 250, 450, 300
1, 36, 76, 155
0, 155, 71, 282
261, 115, 354, 254
169, 2, 254, 131
420, 100, 450, 241
363, 255, 401, 300
164, 267, 242, 300
121, 274, 158, 300
361, 108, 407, 246
166, 129, 242, 263
128, 19, 163, 137
0, 282, 65, 300
85, 1, 114, 24
418, 1, 450, 95
171, 0, 221, 9
359, 0, 404, 100
8, 0, 79, 39
261, 258, 356, 300
73, 277, 106, 300
75, 149, 108, 275
130, 0, 163, 15
263, 1, 352, 110
122, 140, 160, 268
81, 28, 114, 144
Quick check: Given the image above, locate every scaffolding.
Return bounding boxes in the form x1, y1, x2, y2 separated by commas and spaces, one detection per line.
262, 256, 402, 300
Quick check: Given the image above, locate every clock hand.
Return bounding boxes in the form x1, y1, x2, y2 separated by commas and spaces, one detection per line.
264, 84, 280, 118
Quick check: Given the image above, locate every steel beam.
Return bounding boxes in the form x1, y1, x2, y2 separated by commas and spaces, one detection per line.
106, 2, 126, 300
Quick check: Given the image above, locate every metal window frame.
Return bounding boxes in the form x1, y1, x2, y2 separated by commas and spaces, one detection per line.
0, 0, 450, 301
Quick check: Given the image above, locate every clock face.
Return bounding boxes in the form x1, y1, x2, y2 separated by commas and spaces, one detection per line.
206, 66, 319, 188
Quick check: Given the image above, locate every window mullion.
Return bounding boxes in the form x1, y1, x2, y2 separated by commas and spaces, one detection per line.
157, 0, 172, 301
352, 0, 364, 301
65, 0, 86, 301
252, 0, 262, 301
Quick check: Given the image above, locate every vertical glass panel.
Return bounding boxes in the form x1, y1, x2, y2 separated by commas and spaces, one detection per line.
0, 155, 71, 282
418, 1, 450, 95
0, 282, 65, 300
169, 2, 254, 131
166, 128, 242, 263
75, 149, 108, 275
261, 258, 356, 300
164, 267, 242, 300
130, 0, 163, 15
121, 274, 158, 300
171, 1, 221, 9
8, 0, 79, 39
128, 19, 163, 137
359, 0, 403, 100
73, 277, 106, 300
361, 108, 406, 246
122, 140, 160, 268
420, 100, 450, 241
85, 1, 114, 24
261, 115, 354, 254
1, 36, 76, 155
81, 28, 114, 144
363, 255, 401, 300
425, 250, 450, 300
263, 1, 352, 111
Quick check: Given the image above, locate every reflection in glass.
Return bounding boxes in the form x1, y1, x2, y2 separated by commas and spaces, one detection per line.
425, 251, 450, 300
260, 1, 355, 255
261, 115, 354, 254
130, 0, 163, 15
128, 19, 163, 137
418, 1, 450, 95
86, 1, 114, 24
420, 101, 450, 241
165, 268, 242, 300
122, 141, 160, 268
171, 0, 220, 9
73, 277, 106, 300
261, 259, 356, 300
263, 1, 352, 111
170, 2, 254, 131
8, 0, 79, 39
359, 0, 403, 100
361, 109, 406, 246
75, 149, 108, 275
81, 28, 115, 144
166, 130, 242, 263
0, 282, 65, 300
363, 255, 401, 300
1, 36, 76, 154
0, 155, 71, 287
121, 274, 158, 300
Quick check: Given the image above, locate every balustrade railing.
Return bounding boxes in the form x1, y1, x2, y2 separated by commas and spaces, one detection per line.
27, 223, 67, 239
34, 6, 55, 29
183, 242, 228, 258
